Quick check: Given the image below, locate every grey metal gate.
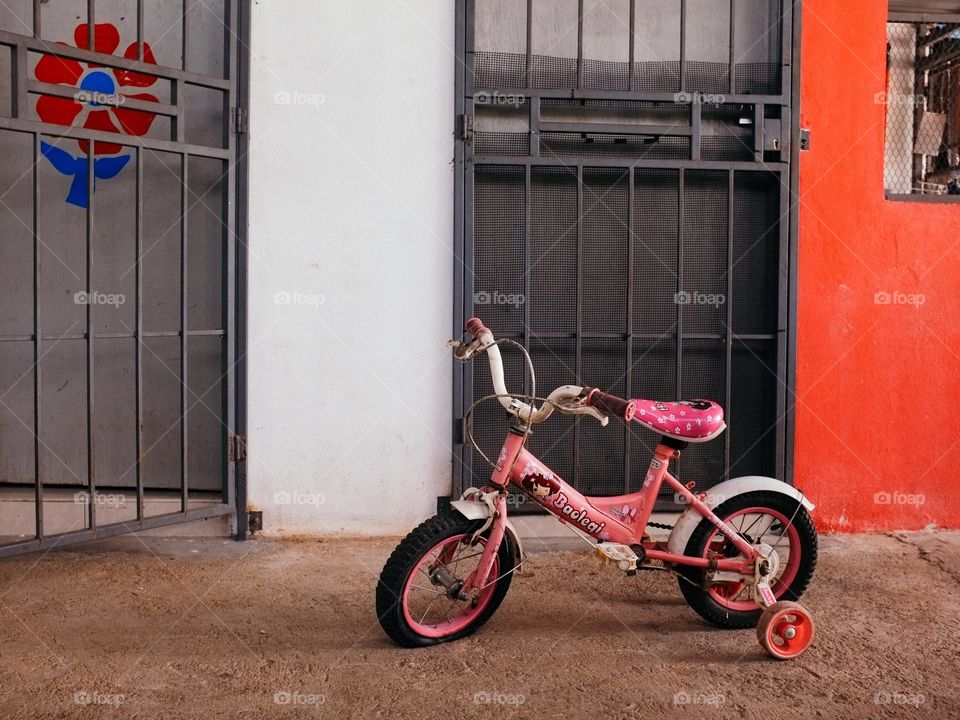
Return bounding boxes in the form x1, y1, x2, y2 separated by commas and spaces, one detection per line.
0, 0, 249, 556
453, 0, 801, 508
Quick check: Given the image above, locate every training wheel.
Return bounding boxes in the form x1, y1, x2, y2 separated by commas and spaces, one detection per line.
756, 601, 815, 660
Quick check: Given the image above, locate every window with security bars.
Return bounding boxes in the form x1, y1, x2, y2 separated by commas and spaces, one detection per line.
884, 18, 960, 198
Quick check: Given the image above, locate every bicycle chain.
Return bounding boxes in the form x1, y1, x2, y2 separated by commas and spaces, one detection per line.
647, 521, 674, 530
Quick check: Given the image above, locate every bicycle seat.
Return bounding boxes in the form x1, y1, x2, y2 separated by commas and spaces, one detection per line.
630, 399, 725, 443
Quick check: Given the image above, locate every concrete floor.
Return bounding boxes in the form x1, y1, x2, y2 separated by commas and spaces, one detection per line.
0, 530, 958, 719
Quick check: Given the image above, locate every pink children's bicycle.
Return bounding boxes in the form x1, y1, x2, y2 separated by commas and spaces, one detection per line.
377, 318, 817, 659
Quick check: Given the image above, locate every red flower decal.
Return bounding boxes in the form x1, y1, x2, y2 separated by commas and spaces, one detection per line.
35, 22, 160, 156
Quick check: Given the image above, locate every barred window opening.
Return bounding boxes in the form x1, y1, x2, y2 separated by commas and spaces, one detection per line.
884, 18, 960, 198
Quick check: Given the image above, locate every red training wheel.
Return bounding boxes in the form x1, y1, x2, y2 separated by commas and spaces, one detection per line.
756, 601, 815, 660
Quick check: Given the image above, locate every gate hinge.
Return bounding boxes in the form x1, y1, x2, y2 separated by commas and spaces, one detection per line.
457, 113, 474, 144
229, 434, 247, 462
453, 417, 465, 445
231, 107, 248, 134
799, 128, 811, 151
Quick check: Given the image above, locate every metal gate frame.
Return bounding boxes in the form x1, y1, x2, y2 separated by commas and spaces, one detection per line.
0, 0, 250, 557
451, 0, 804, 503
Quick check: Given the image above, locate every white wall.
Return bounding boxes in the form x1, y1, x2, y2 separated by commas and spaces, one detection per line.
247, 1, 456, 535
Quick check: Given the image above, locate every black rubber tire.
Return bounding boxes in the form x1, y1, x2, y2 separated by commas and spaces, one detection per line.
376, 513, 517, 647
677, 491, 818, 629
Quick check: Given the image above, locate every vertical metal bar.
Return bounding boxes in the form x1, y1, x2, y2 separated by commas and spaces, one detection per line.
784, 0, 802, 485
86, 141, 95, 531
137, 0, 145, 61
87, 0, 95, 49
180, 153, 189, 513
525, 0, 533, 89
452, 0, 467, 499
574, 165, 583, 485
679, 0, 687, 92
724, 170, 734, 480
776, 163, 790, 480
753, 103, 764, 161
624, 169, 634, 493
182, 0, 190, 71
460, 0, 477, 493
13, 42, 27, 120
780, 0, 792, 79
234, 0, 251, 537
33, 0, 40, 39
135, 147, 144, 521
729, 0, 737, 95
676, 168, 684, 401
223, 0, 238, 510
577, 0, 584, 89
628, 0, 636, 92
529, 97, 540, 157
691, 100, 701, 161
173, 80, 185, 143
523, 165, 531, 358
32, 132, 42, 541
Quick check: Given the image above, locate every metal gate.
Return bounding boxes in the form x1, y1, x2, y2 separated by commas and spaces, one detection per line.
453, 0, 801, 507
0, 0, 249, 556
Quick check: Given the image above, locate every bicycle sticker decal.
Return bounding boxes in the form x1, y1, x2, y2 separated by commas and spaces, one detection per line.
551, 493, 607, 535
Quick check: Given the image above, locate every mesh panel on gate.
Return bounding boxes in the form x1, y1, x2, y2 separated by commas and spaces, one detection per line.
681, 171, 728, 335
473, 166, 526, 336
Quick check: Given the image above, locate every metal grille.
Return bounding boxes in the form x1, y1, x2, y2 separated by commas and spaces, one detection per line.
884, 19, 960, 198
455, 0, 798, 508
0, 0, 248, 556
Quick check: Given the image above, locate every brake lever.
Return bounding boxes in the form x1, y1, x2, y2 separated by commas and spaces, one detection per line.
553, 398, 609, 427
447, 338, 483, 362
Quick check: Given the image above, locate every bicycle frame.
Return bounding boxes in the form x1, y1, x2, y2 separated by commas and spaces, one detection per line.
464, 430, 761, 593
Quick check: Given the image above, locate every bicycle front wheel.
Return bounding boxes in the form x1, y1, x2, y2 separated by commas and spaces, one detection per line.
376, 513, 517, 647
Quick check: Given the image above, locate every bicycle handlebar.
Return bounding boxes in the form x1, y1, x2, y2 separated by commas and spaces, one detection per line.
584, 389, 636, 421
458, 318, 609, 426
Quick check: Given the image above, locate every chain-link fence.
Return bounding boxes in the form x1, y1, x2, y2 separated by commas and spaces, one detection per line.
884, 21, 960, 198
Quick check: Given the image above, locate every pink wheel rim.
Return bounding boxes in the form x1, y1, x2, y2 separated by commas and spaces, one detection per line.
762, 606, 814, 658
701, 506, 801, 612
401, 533, 500, 639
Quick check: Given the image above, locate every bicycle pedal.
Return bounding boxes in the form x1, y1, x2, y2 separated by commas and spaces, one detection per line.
595, 543, 639, 573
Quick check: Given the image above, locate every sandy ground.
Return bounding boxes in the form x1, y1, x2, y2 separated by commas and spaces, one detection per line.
0, 530, 958, 719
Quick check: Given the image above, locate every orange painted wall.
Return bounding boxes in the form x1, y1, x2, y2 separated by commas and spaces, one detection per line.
797, 2, 960, 530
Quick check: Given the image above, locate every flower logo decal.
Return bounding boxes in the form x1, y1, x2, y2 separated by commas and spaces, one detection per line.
36, 23, 160, 208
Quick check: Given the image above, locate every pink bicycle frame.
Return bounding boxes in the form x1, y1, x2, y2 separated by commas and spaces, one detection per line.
464, 431, 760, 592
